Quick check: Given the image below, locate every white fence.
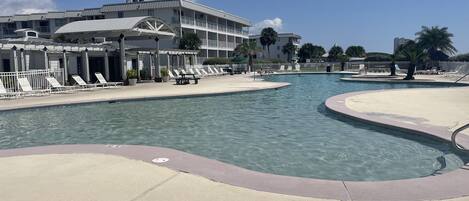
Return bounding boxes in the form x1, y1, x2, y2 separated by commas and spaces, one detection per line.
0, 69, 64, 92
439, 61, 469, 74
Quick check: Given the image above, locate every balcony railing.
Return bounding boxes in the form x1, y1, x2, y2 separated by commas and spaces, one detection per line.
201, 39, 208, 46
181, 16, 195, 25
208, 22, 217, 30
196, 19, 206, 28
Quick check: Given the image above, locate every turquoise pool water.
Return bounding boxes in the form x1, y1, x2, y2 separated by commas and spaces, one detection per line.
0, 74, 467, 181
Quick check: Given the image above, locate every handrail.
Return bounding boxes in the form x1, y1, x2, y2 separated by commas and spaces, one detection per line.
451, 123, 469, 153
455, 72, 469, 83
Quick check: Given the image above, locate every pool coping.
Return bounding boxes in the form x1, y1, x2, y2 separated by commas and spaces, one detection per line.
340, 77, 469, 86
324, 89, 469, 201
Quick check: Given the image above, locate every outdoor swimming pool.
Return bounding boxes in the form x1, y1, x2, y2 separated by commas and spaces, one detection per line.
0, 74, 467, 181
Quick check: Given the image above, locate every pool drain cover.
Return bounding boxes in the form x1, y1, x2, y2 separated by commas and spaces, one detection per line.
152, 158, 170, 164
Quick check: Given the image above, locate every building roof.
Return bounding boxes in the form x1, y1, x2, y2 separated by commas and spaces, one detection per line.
54, 16, 175, 40
249, 33, 302, 39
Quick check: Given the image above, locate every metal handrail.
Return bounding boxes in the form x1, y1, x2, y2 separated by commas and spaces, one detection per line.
451, 123, 469, 153
455, 72, 469, 83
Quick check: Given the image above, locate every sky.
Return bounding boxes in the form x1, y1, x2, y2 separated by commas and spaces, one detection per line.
2, 0, 469, 54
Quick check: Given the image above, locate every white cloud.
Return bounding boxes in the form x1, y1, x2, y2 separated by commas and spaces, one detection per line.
250, 17, 283, 34
0, 0, 56, 16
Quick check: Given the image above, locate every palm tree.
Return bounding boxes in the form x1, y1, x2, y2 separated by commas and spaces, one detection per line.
416, 26, 457, 68
328, 45, 344, 61
179, 32, 202, 50
260, 27, 278, 58
298, 43, 325, 62
345, 46, 366, 58
396, 41, 427, 80
235, 41, 261, 72
282, 42, 297, 63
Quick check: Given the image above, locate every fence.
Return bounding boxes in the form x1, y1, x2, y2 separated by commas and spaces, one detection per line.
0, 69, 64, 92
439, 61, 469, 74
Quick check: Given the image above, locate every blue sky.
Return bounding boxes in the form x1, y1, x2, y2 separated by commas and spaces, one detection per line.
39, 0, 469, 53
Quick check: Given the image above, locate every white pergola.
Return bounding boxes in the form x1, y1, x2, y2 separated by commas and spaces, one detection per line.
55, 16, 176, 80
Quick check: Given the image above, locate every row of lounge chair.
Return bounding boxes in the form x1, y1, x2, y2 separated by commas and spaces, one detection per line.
168, 66, 228, 79
278, 65, 301, 72
0, 72, 122, 99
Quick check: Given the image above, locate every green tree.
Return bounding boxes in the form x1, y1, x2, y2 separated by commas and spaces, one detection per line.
260, 27, 278, 57
416, 26, 456, 69
235, 41, 262, 72
298, 43, 325, 62
282, 42, 298, 63
328, 45, 344, 61
179, 32, 202, 50
345, 46, 366, 57
396, 41, 427, 80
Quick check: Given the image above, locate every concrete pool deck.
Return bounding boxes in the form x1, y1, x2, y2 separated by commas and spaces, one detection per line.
1, 73, 469, 200
0, 74, 289, 111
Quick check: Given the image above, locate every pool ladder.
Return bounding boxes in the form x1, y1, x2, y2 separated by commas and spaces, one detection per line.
451, 123, 469, 153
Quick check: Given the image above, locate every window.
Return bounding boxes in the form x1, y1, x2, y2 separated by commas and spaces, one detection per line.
39, 21, 49, 27
21, 21, 32, 28
118, 11, 124, 18
55, 19, 67, 27
277, 46, 280, 50
27, 32, 37, 37
277, 54, 280, 58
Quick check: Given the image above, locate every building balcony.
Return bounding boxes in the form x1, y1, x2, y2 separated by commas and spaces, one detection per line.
181, 16, 195, 25
208, 39, 218, 48
195, 19, 206, 28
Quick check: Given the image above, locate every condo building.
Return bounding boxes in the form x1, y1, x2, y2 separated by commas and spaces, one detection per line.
249, 33, 301, 62
0, 0, 251, 82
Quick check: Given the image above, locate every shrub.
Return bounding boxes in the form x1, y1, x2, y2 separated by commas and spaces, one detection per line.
203, 57, 232, 65
127, 69, 138, 79
160, 68, 169, 77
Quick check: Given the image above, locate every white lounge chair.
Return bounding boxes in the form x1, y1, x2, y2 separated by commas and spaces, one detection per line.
189, 69, 202, 78
200, 69, 210, 76
194, 68, 204, 77
295, 64, 301, 72
180, 69, 188, 75
173, 69, 181, 78
72, 75, 100, 90
95, 72, 123, 87
0, 79, 22, 99
219, 67, 228, 75
46, 77, 77, 93
287, 66, 293, 71
17, 77, 50, 96
168, 70, 176, 79
279, 65, 285, 71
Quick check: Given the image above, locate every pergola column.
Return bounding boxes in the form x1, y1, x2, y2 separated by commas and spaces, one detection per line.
11, 46, 18, 72
104, 49, 110, 81
166, 53, 170, 71
154, 37, 160, 78
43, 47, 49, 70
119, 34, 127, 80
176, 54, 180, 69
136, 52, 141, 81
19, 48, 25, 71
0, 50, 4, 72
62, 50, 68, 83
194, 55, 198, 65
82, 48, 90, 82
148, 53, 153, 79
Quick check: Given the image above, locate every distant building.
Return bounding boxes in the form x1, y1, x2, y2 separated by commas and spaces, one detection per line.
394, 37, 411, 52
249, 33, 301, 62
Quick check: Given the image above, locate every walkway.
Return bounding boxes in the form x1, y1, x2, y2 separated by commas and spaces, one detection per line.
0, 75, 289, 111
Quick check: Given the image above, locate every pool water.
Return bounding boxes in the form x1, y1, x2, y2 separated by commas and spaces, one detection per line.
0, 74, 467, 181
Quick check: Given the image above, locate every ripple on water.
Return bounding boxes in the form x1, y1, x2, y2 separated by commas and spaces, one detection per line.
0, 74, 467, 181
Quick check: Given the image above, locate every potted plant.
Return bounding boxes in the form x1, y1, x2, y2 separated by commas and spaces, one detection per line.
160, 68, 170, 82
127, 69, 138, 86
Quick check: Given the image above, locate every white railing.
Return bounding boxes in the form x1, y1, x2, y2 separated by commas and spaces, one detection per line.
208, 39, 218, 47
0, 69, 64, 92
